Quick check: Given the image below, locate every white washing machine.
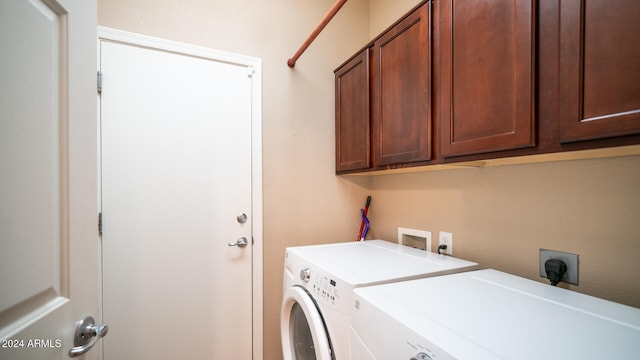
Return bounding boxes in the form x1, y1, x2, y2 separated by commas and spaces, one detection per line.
280, 240, 478, 360
351, 269, 640, 360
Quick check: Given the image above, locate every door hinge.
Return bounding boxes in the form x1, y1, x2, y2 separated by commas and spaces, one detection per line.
98, 212, 103, 236
97, 71, 103, 94
246, 66, 254, 78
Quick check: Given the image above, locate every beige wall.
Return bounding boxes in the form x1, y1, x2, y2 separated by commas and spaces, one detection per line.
369, 0, 420, 36
99, 0, 640, 359
366, 156, 640, 307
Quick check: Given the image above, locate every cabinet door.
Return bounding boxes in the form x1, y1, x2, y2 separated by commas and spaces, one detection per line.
372, 3, 431, 167
335, 49, 370, 172
438, 0, 535, 157
558, 0, 640, 142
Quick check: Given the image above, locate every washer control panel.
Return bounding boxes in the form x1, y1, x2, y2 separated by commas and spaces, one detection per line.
294, 264, 346, 311
308, 268, 339, 306
284, 249, 352, 313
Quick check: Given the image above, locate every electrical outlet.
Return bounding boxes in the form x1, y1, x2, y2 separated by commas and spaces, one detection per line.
539, 249, 579, 285
438, 231, 453, 255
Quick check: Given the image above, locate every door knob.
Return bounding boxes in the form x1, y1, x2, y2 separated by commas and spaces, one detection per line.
68, 315, 108, 358
237, 213, 248, 224
228, 237, 248, 248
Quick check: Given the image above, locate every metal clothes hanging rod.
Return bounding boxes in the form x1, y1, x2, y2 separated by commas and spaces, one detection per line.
287, 0, 348, 68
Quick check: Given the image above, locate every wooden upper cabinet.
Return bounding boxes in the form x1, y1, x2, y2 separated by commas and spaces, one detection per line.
558, 0, 640, 142
437, 0, 536, 157
372, 2, 431, 167
335, 49, 370, 172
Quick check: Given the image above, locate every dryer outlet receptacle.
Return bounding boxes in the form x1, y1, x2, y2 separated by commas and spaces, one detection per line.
539, 249, 579, 285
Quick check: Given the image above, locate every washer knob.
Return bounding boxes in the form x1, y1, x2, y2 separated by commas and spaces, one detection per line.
410, 353, 432, 360
300, 268, 311, 282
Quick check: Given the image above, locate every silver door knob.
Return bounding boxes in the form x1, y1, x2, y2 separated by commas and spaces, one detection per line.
237, 213, 248, 223
68, 316, 108, 358
228, 237, 248, 248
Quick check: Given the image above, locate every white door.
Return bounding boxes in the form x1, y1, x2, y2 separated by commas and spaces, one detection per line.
0, 1, 101, 360
99, 29, 261, 359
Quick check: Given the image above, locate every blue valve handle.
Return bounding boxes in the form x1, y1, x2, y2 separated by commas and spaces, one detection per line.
360, 209, 370, 241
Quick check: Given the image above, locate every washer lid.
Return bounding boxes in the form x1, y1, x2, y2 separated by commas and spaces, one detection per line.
286, 240, 477, 286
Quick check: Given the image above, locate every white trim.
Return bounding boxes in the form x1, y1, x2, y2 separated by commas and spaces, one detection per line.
97, 27, 264, 359
97, 26, 258, 68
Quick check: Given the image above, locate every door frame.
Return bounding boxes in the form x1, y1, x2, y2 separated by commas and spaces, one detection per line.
96, 27, 263, 359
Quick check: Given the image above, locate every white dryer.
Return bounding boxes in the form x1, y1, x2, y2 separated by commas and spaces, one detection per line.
280, 240, 478, 360
351, 269, 640, 360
